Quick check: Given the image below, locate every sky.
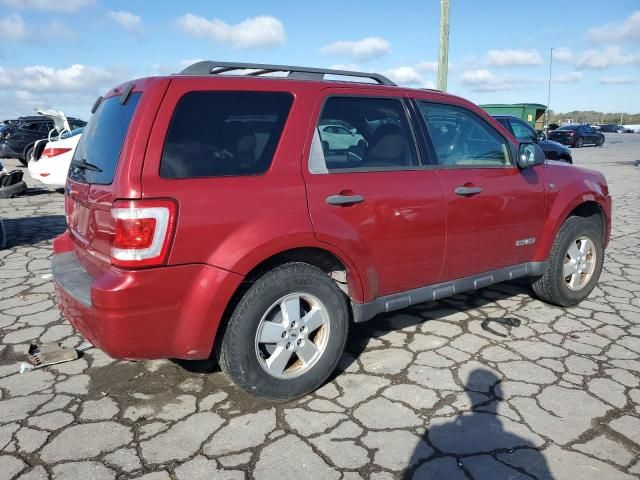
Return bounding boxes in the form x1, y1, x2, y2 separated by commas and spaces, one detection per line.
0, 0, 639, 121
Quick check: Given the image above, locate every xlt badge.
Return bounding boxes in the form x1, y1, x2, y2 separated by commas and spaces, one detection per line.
515, 237, 536, 247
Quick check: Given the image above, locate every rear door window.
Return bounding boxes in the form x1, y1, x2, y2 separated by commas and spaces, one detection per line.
160, 91, 293, 178
310, 96, 419, 173
69, 93, 141, 184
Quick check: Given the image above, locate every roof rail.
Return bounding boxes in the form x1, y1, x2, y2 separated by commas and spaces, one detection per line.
177, 60, 396, 86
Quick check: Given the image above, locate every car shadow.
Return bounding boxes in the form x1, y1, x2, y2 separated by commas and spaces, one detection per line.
402, 369, 554, 479
335, 278, 534, 375
1, 215, 67, 248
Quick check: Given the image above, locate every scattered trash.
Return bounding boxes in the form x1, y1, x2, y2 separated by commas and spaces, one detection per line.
19, 341, 93, 373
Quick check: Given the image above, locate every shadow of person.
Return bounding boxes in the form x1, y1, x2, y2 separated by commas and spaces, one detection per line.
404, 369, 554, 479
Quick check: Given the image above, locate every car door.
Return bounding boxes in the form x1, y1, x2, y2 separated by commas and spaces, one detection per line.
414, 99, 545, 281
302, 90, 447, 301
583, 126, 598, 144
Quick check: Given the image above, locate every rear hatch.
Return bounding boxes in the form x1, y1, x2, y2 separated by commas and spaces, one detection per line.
65, 78, 170, 278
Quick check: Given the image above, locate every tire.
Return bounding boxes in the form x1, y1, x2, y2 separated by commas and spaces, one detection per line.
596, 136, 604, 147
19, 146, 34, 167
575, 137, 584, 148
217, 262, 350, 401
531, 216, 604, 307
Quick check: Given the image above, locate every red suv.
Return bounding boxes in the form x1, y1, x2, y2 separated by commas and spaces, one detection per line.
52, 61, 611, 400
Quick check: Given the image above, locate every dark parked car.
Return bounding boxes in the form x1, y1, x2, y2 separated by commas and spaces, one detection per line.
0, 115, 86, 166
597, 124, 625, 133
548, 124, 604, 148
494, 115, 572, 163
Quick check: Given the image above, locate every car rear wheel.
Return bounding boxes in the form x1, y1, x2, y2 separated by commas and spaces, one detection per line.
531, 216, 604, 307
20, 145, 34, 167
575, 137, 584, 148
596, 136, 604, 147
217, 262, 349, 401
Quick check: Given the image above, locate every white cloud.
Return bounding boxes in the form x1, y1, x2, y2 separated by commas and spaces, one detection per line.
106, 10, 142, 33
553, 47, 573, 63
416, 61, 438, 73
0, 0, 94, 12
0, 13, 27, 41
576, 46, 640, 69
486, 49, 542, 67
383, 66, 422, 85
598, 76, 637, 85
588, 10, 640, 44
321, 37, 391, 61
553, 72, 582, 83
0, 63, 128, 119
460, 69, 514, 91
176, 14, 285, 49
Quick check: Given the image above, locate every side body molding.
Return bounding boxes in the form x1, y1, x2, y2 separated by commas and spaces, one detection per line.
351, 261, 547, 323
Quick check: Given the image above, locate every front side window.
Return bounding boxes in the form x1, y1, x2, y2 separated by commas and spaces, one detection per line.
311, 96, 419, 172
160, 91, 293, 179
418, 102, 511, 168
509, 119, 537, 142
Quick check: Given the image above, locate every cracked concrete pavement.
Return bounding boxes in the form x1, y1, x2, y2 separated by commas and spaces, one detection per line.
0, 133, 639, 479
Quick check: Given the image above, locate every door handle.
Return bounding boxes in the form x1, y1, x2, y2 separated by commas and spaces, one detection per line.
326, 194, 365, 206
454, 186, 482, 196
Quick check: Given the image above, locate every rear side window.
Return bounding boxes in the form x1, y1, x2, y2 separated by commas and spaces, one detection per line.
160, 91, 293, 179
70, 93, 141, 184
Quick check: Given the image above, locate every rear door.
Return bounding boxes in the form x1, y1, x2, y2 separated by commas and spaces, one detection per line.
414, 99, 545, 280
302, 89, 447, 301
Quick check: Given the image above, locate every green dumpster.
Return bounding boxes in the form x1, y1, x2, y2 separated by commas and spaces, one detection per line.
480, 103, 547, 131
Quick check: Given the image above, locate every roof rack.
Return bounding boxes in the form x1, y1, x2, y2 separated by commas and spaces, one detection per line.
178, 60, 396, 86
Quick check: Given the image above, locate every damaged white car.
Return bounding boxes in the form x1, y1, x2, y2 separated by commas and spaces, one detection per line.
28, 109, 84, 187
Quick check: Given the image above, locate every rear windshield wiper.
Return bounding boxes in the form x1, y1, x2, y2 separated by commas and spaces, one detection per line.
70, 158, 103, 173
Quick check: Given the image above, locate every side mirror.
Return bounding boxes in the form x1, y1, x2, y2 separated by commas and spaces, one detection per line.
517, 142, 545, 169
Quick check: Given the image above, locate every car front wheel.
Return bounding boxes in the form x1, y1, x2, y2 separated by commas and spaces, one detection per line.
575, 137, 584, 148
217, 262, 349, 401
531, 216, 604, 307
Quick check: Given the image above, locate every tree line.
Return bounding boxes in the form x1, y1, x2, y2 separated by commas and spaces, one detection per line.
548, 111, 640, 125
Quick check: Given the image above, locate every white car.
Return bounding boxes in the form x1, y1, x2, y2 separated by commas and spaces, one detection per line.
28, 128, 83, 187
318, 124, 366, 151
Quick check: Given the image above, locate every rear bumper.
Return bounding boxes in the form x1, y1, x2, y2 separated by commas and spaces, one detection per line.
52, 243, 244, 360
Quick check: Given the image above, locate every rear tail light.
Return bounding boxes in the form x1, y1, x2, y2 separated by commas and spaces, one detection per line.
41, 147, 72, 159
110, 199, 177, 268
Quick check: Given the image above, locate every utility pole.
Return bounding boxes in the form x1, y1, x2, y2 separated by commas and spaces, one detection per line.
437, 0, 450, 91
620, 112, 624, 125
546, 47, 553, 128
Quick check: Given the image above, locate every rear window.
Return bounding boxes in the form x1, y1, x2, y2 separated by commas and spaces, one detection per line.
557, 125, 579, 131
69, 93, 141, 184
160, 91, 293, 178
